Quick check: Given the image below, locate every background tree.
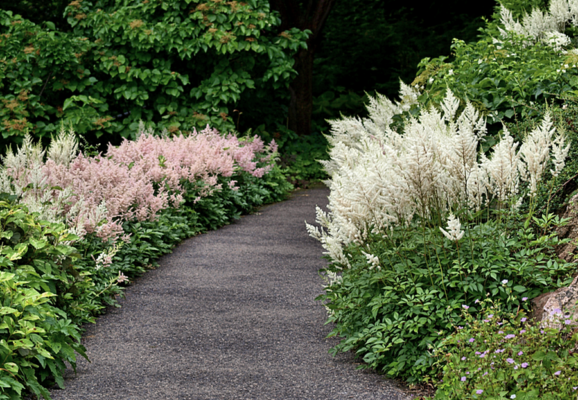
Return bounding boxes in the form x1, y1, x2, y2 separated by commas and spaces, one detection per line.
269, 0, 336, 136
0, 0, 308, 147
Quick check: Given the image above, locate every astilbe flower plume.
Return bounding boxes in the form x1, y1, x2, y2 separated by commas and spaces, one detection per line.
307, 84, 569, 271
0, 124, 277, 243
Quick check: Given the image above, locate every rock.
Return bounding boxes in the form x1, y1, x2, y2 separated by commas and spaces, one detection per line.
556, 194, 578, 262
534, 275, 578, 329
530, 291, 553, 322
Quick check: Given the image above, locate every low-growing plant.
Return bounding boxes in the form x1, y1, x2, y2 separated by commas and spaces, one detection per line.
429, 299, 578, 399
0, 198, 87, 399
318, 212, 574, 382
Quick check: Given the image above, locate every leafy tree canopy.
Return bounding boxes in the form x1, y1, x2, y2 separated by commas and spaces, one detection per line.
0, 0, 308, 147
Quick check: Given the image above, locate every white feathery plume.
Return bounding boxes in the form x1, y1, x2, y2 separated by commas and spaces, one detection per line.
48, 127, 79, 165
550, 134, 570, 177
440, 214, 465, 241
519, 113, 556, 196
309, 82, 567, 272
361, 251, 381, 270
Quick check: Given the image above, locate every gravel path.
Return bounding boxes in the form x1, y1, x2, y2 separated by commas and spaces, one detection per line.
50, 186, 410, 400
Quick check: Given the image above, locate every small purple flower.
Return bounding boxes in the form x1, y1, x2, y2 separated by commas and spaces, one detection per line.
478, 368, 481, 371
565, 320, 572, 325
506, 358, 515, 364
502, 279, 508, 284
541, 330, 545, 334
498, 322, 503, 325
518, 351, 523, 356
461, 357, 466, 361
476, 390, 484, 394
521, 317, 527, 322
521, 363, 529, 368
483, 319, 490, 323
483, 372, 488, 376
522, 297, 528, 301
554, 371, 561, 376
475, 299, 480, 303
466, 372, 470, 375
505, 334, 516, 339
479, 353, 486, 358
498, 330, 504, 334
458, 326, 463, 330
520, 330, 526, 334
462, 305, 470, 310
469, 338, 475, 343
488, 314, 493, 318
573, 387, 578, 390
514, 366, 519, 369
461, 376, 466, 382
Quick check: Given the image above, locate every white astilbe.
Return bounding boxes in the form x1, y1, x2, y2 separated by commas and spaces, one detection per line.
519, 113, 556, 195
440, 214, 465, 241
544, 31, 572, 50
308, 84, 568, 271
48, 127, 79, 165
498, 1, 578, 50
362, 251, 381, 270
2, 133, 45, 181
550, 134, 571, 177
441, 89, 461, 122
322, 80, 419, 176
482, 128, 520, 202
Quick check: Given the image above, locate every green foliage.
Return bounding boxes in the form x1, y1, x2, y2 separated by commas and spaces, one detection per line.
0, 3, 308, 147
0, 199, 87, 399
430, 299, 578, 399
415, 33, 576, 127
319, 212, 574, 383
279, 133, 328, 184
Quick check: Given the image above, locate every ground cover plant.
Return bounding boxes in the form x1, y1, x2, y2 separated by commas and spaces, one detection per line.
429, 298, 578, 399
0, 124, 291, 398
307, 84, 575, 384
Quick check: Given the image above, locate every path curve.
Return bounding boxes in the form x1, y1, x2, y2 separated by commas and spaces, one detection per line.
51, 186, 409, 400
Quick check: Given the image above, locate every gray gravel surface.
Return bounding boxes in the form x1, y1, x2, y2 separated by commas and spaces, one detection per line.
50, 186, 410, 400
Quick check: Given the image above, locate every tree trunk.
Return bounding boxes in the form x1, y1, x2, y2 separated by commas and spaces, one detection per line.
288, 48, 314, 136
270, 0, 336, 136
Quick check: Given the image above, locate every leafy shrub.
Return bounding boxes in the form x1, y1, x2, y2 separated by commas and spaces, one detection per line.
414, 0, 578, 130
0, 199, 87, 399
0, 2, 308, 146
430, 299, 578, 399
318, 213, 573, 382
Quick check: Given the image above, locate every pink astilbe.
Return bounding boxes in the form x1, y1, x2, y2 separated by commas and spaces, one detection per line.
1, 125, 278, 244
43, 154, 168, 240
107, 125, 275, 197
